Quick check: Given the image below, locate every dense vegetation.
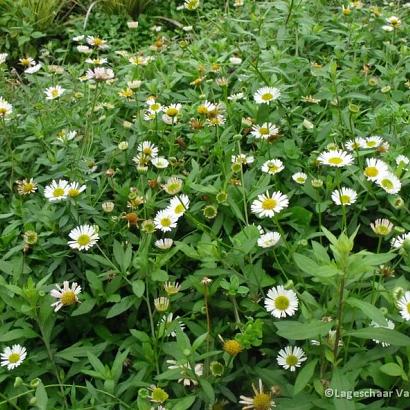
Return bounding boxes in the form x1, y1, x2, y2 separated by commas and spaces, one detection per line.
0, 0, 410, 409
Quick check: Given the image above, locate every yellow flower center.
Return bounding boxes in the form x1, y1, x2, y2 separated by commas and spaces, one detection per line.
197, 106, 208, 114
286, 354, 299, 367
366, 141, 376, 147
167, 183, 180, 193
261, 198, 277, 210
274, 295, 290, 310
23, 183, 34, 193
223, 340, 242, 356
407, 303, 410, 314
340, 195, 351, 204
166, 107, 178, 117
61, 290, 77, 306
261, 93, 273, 101
253, 392, 272, 410
380, 178, 393, 190
51, 89, 59, 98
150, 103, 161, 111
376, 226, 389, 235
8, 353, 21, 363
68, 189, 80, 197
296, 177, 305, 183
0, 108, 7, 115
364, 167, 378, 177
328, 157, 343, 165
259, 127, 269, 135
53, 187, 65, 197
20, 58, 30, 66
161, 218, 172, 227
268, 164, 279, 173
77, 234, 91, 246
93, 38, 104, 46
175, 204, 184, 214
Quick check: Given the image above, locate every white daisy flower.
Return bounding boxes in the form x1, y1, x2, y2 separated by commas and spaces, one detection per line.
292, 172, 307, 184
264, 285, 298, 318
331, 187, 357, 206
25, 63, 42, 74
258, 231, 281, 248
86, 36, 109, 49
232, 154, 254, 165
86, 67, 114, 81
67, 182, 86, 198
44, 85, 65, 100
151, 157, 169, 169
277, 346, 307, 372
68, 224, 99, 251
162, 177, 183, 195
254, 86, 281, 104
397, 291, 410, 321
155, 238, 174, 249
370, 320, 395, 347
251, 191, 289, 218
154, 210, 178, 232
0, 53, 8, 64
391, 232, 410, 250
395, 155, 409, 169
19, 57, 35, 67
184, 0, 200, 10
77, 45, 92, 54
370, 219, 393, 236
386, 16, 401, 29
317, 149, 354, 167
167, 194, 190, 218
44, 179, 69, 202
239, 379, 276, 410
345, 137, 365, 151
261, 159, 284, 175
163, 103, 182, 118
363, 158, 389, 181
137, 141, 158, 158
158, 313, 186, 337
50, 281, 81, 311
1, 345, 27, 370
72, 35, 85, 41
0, 97, 13, 119
227, 92, 244, 101
363, 136, 384, 149
251, 123, 280, 140
146, 97, 162, 114
376, 172, 401, 194
197, 100, 217, 115
85, 57, 108, 65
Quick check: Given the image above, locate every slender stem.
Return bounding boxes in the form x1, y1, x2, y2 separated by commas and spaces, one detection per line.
230, 296, 241, 325
285, 0, 295, 26
35, 314, 68, 409
145, 279, 160, 375
236, 141, 249, 225
333, 275, 345, 365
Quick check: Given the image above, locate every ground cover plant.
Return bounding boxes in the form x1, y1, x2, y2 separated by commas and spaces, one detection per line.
0, 0, 410, 409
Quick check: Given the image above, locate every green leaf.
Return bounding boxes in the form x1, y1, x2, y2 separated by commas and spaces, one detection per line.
151, 269, 169, 282
231, 225, 259, 254
0, 328, 38, 342
199, 378, 215, 404
172, 396, 196, 410
72, 299, 96, 316
294, 359, 318, 395
275, 320, 333, 340
132, 280, 145, 297
346, 328, 410, 346
106, 296, 136, 318
87, 351, 107, 377
379, 363, 402, 377
35, 382, 48, 410
345, 298, 387, 326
